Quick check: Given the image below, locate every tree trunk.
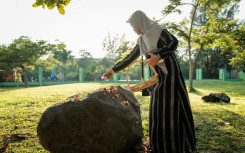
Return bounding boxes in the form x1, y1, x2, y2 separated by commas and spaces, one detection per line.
188, 61, 195, 92
20, 66, 29, 88
23, 70, 29, 88
187, 2, 199, 92
188, 45, 203, 92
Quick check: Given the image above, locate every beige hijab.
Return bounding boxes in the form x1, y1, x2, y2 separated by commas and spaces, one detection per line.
127, 10, 168, 74
127, 10, 164, 55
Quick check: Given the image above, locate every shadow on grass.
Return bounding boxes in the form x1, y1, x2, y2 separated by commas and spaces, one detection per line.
193, 109, 245, 153
203, 101, 237, 106
0, 86, 39, 93
0, 87, 20, 92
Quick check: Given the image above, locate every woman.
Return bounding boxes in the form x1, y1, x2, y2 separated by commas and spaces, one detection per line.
102, 10, 196, 153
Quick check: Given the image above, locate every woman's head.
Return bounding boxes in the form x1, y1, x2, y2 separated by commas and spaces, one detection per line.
127, 10, 154, 35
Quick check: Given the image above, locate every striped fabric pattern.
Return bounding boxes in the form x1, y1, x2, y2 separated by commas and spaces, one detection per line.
149, 29, 196, 153
112, 29, 196, 153
150, 53, 196, 153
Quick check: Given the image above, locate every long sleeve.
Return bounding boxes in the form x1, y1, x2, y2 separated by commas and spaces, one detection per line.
154, 29, 178, 58
112, 45, 140, 73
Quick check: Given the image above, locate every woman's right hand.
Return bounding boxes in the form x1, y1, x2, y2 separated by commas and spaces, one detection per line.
102, 69, 115, 80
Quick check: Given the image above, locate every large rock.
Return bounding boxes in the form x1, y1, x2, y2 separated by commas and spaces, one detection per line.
202, 93, 230, 103
37, 86, 143, 153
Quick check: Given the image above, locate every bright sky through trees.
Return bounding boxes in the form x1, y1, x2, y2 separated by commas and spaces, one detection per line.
0, 0, 244, 58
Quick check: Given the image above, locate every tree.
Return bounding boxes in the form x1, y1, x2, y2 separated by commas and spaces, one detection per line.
102, 32, 120, 60
0, 45, 9, 70
162, 0, 241, 91
86, 58, 114, 81
1, 36, 52, 87
77, 49, 96, 80
115, 34, 134, 61
52, 42, 74, 63
51, 41, 74, 81
227, 20, 245, 69
193, 2, 243, 78
63, 58, 79, 81
77, 49, 93, 70
35, 56, 61, 72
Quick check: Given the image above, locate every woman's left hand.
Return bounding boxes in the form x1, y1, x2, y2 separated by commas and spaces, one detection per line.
144, 53, 160, 67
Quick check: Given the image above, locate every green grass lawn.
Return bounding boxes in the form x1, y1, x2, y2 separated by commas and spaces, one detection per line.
0, 80, 245, 153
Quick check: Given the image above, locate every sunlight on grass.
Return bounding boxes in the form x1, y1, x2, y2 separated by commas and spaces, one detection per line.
0, 80, 245, 152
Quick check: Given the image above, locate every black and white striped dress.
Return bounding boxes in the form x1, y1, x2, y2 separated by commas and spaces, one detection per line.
112, 29, 196, 153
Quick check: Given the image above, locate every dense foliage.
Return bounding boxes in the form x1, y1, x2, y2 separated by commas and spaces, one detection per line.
161, 0, 244, 91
